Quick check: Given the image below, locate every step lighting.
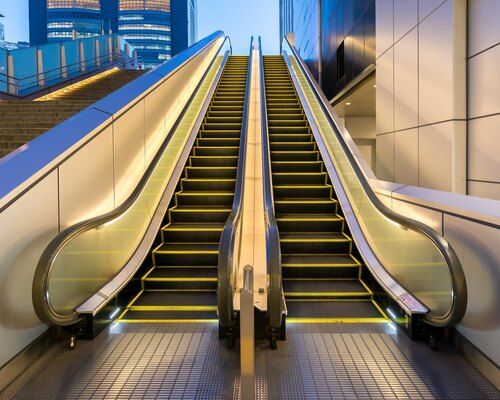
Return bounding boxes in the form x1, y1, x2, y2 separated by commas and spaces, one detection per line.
386, 307, 397, 321
345, 102, 351, 105
109, 307, 121, 319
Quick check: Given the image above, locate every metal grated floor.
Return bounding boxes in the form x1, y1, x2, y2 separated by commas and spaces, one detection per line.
1, 322, 498, 399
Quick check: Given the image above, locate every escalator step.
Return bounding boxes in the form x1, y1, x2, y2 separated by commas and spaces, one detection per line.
175, 192, 234, 206
161, 222, 224, 242
283, 279, 371, 299
119, 309, 218, 322
286, 300, 386, 322
143, 267, 217, 290
130, 290, 217, 308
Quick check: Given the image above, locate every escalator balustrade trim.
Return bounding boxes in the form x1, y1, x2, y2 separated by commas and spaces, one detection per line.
263, 55, 388, 324
118, 56, 249, 323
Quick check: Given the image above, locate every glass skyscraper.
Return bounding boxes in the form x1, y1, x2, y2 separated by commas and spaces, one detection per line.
46, 0, 102, 42
118, 0, 172, 67
29, 0, 196, 67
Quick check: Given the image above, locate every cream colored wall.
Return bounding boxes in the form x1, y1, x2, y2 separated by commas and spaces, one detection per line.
344, 117, 376, 171
375, 0, 467, 194
468, 0, 500, 200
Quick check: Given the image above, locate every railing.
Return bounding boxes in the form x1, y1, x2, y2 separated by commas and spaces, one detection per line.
31, 32, 230, 326
257, 37, 283, 336
217, 37, 254, 333
282, 37, 467, 327
0, 34, 141, 96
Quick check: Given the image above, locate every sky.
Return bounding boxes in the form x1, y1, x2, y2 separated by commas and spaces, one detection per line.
0, 2, 29, 43
0, 0, 280, 53
197, 0, 279, 54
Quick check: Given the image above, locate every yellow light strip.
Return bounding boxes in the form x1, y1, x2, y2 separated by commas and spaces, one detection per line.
371, 300, 390, 319
284, 292, 371, 297
118, 319, 218, 324
287, 318, 389, 324
144, 277, 217, 282
128, 305, 217, 311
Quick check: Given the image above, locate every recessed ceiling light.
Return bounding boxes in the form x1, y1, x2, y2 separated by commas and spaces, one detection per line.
346, 102, 351, 105
373, 84, 377, 88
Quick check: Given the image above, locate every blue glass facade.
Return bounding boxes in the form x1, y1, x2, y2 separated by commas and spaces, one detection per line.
280, 0, 375, 100
28, 0, 195, 65
118, 0, 172, 67
118, 0, 197, 67
46, 0, 102, 42
170, 0, 197, 56
29, 0, 119, 45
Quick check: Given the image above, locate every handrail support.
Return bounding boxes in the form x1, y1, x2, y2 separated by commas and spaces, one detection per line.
240, 265, 255, 400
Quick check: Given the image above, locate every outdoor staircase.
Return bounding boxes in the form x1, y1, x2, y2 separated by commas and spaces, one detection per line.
0, 68, 144, 158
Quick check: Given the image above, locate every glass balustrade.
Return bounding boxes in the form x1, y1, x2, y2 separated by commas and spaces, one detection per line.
44, 42, 229, 321
0, 34, 136, 95
282, 39, 460, 324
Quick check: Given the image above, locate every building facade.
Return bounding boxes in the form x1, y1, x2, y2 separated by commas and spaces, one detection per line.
118, 0, 172, 67
29, 0, 118, 45
29, 0, 196, 67
280, 0, 375, 101
170, 0, 197, 56
282, 0, 500, 202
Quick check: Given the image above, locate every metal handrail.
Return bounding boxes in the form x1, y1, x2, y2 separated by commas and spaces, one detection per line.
283, 37, 467, 327
32, 34, 230, 326
258, 37, 283, 334
0, 51, 141, 93
217, 37, 255, 330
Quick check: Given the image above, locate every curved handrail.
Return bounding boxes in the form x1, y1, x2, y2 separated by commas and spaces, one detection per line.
217, 37, 254, 329
32, 35, 231, 326
258, 37, 283, 332
283, 37, 467, 327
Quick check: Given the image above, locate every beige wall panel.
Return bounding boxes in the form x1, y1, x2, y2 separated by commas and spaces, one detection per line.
418, 122, 452, 192
468, 114, 500, 183
394, 128, 419, 186
394, 0, 418, 41
445, 215, 500, 366
469, 44, 500, 118
376, 0, 394, 58
468, 0, 500, 56
394, 29, 418, 131
0, 172, 58, 367
59, 127, 114, 228
419, 0, 455, 125
376, 133, 395, 181
345, 117, 376, 139
419, 0, 446, 22
113, 101, 146, 205
468, 181, 500, 202
376, 48, 394, 134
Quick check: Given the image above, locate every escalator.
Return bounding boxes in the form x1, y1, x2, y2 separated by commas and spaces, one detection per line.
263, 55, 387, 323
118, 56, 249, 323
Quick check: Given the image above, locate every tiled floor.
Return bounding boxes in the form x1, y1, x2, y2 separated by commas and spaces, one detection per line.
1, 322, 498, 399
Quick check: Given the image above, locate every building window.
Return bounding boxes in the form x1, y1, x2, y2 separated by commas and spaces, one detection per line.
337, 41, 345, 81
47, 0, 100, 10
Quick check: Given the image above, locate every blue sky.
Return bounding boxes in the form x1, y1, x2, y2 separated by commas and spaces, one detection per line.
0, 1, 280, 53
0, 2, 29, 43
198, 0, 279, 54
